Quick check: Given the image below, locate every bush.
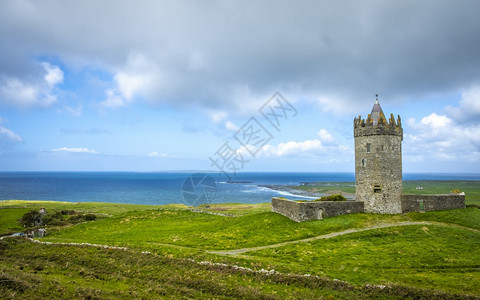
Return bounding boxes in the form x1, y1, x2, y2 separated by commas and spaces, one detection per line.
18, 210, 97, 227
18, 210, 43, 227
42, 212, 67, 226
68, 213, 97, 223
314, 194, 347, 202
84, 214, 97, 221
450, 189, 461, 194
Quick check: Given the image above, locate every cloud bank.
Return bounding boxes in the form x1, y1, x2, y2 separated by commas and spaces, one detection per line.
1, 0, 480, 114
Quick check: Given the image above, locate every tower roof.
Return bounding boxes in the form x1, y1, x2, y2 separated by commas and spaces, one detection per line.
370, 99, 386, 126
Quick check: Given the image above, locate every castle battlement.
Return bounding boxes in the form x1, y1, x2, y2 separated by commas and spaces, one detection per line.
354, 113, 403, 139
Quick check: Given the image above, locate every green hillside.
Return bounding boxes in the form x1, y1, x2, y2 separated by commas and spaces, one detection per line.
1, 200, 479, 299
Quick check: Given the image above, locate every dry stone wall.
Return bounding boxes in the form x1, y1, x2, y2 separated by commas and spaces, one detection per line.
401, 193, 465, 213
271, 197, 364, 222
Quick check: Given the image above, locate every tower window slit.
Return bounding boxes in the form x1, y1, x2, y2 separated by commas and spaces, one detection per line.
373, 185, 382, 193
366, 143, 371, 153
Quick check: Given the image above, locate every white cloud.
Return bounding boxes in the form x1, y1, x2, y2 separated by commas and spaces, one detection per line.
447, 85, 480, 123
1, 78, 42, 107
420, 113, 452, 128
115, 72, 144, 101
42, 62, 64, 87
102, 89, 125, 108
262, 139, 323, 157
147, 152, 167, 157
0, 117, 22, 147
0, 126, 22, 143
101, 53, 164, 108
317, 129, 334, 143
61, 103, 83, 116
0, 62, 63, 109
405, 113, 480, 163
52, 147, 98, 154
224, 121, 239, 132
208, 110, 228, 123
253, 129, 350, 158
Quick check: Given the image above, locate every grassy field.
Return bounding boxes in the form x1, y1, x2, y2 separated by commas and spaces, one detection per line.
403, 180, 480, 205
246, 224, 480, 296
3, 237, 464, 300
1, 199, 479, 298
0, 207, 30, 235
0, 185, 480, 299
0, 200, 185, 215
289, 182, 356, 195
40, 209, 418, 251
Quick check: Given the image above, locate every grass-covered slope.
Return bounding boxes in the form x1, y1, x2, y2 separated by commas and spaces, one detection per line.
1, 200, 479, 298
247, 224, 480, 296
4, 238, 470, 300
41, 209, 415, 251
0, 208, 30, 235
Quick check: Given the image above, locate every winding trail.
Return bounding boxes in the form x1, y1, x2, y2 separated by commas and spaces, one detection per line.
207, 221, 480, 256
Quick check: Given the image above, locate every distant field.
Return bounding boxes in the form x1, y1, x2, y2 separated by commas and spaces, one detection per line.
289, 180, 480, 205
403, 180, 480, 205
1, 200, 479, 298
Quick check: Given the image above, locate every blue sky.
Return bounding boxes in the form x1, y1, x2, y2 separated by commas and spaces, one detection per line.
0, 0, 479, 173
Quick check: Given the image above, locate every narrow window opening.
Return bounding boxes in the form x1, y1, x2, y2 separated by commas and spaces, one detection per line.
373, 184, 382, 193
366, 143, 371, 153
381, 145, 384, 151
362, 158, 366, 167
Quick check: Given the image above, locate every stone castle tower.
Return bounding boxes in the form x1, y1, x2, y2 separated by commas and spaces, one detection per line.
354, 98, 403, 214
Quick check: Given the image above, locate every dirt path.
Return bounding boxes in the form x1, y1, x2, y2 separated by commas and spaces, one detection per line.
207, 221, 480, 256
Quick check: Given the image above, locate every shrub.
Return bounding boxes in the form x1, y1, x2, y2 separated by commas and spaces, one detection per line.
314, 194, 347, 202
450, 189, 461, 194
42, 212, 67, 226
69, 213, 97, 223
18, 210, 97, 227
84, 214, 97, 221
18, 210, 43, 227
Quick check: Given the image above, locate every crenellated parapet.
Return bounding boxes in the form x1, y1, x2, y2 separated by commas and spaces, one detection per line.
354, 113, 403, 140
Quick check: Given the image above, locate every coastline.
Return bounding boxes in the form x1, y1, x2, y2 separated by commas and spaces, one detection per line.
260, 183, 357, 200
259, 184, 322, 198
1, 172, 478, 205
260, 184, 336, 199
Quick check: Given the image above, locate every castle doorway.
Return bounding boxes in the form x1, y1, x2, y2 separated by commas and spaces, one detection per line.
316, 209, 324, 220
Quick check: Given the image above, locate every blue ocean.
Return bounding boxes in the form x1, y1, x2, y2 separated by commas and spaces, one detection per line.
0, 172, 479, 206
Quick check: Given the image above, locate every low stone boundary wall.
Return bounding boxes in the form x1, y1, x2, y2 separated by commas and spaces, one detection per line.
271, 197, 364, 222
401, 193, 465, 213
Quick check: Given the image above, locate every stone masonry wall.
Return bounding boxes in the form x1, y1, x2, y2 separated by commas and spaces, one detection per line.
354, 115, 403, 214
354, 134, 403, 214
401, 193, 465, 213
271, 197, 364, 222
